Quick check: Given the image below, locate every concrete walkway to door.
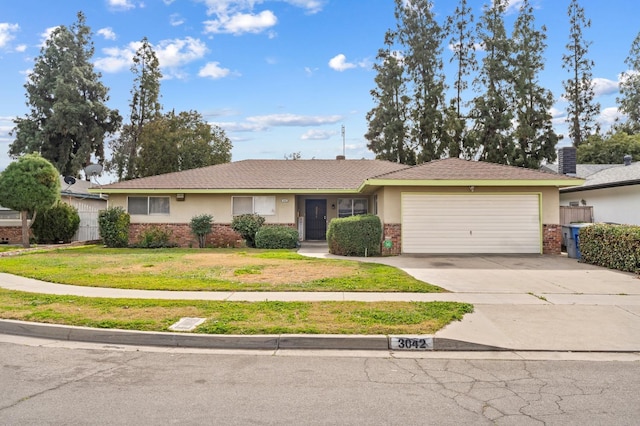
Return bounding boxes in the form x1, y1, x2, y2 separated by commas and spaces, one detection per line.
299, 242, 640, 352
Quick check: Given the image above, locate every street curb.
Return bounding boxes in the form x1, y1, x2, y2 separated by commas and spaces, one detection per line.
0, 319, 504, 351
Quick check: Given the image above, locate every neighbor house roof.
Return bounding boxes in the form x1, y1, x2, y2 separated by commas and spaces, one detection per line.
363, 158, 582, 188
91, 159, 409, 194
541, 163, 618, 178
561, 162, 640, 193
59, 176, 106, 200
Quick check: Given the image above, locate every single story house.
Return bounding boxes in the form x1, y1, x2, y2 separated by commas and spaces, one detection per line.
544, 146, 640, 226
89, 157, 581, 255
0, 176, 107, 244
559, 160, 640, 225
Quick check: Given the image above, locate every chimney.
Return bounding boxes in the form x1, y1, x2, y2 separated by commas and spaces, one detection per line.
336, 155, 346, 160
624, 155, 632, 166
558, 146, 577, 175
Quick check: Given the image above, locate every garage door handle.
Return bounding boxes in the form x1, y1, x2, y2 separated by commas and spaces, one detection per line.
470, 230, 472, 235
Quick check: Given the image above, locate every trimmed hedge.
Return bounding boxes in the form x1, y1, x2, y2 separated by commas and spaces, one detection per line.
580, 223, 640, 273
327, 214, 382, 256
255, 225, 299, 249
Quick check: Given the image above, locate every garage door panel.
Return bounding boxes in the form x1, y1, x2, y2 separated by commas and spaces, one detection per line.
402, 194, 541, 254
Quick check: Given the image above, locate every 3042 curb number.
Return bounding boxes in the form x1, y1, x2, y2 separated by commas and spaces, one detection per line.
390, 336, 434, 351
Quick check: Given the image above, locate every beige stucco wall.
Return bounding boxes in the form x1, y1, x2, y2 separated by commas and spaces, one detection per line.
108, 193, 297, 224
378, 186, 560, 224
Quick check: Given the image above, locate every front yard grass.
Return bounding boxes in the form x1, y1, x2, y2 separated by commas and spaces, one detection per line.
0, 246, 445, 293
0, 289, 472, 334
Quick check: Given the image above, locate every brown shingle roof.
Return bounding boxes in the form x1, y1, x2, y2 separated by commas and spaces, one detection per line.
98, 159, 409, 191
372, 158, 580, 182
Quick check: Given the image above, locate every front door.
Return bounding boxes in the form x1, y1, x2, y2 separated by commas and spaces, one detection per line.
305, 199, 327, 240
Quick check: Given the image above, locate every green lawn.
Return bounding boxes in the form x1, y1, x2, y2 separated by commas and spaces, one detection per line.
0, 246, 475, 335
0, 246, 445, 293
0, 289, 472, 335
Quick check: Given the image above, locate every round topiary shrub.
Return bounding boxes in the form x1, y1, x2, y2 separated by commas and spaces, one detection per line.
32, 201, 80, 244
255, 226, 299, 249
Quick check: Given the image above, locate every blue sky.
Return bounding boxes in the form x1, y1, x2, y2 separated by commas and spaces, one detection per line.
0, 0, 638, 179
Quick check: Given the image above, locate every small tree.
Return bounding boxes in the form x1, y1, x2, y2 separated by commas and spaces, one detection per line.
190, 214, 214, 248
231, 214, 265, 248
0, 154, 60, 247
32, 201, 80, 243
98, 207, 130, 248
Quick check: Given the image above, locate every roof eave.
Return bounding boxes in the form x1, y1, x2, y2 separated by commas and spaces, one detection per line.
88, 188, 363, 195
560, 179, 640, 193
361, 178, 584, 188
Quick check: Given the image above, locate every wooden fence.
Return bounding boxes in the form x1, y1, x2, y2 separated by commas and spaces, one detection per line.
560, 206, 593, 224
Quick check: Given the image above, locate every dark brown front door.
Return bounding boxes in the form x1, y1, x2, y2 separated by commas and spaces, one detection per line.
305, 199, 327, 240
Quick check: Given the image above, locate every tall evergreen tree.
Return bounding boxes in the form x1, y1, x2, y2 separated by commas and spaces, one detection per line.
562, 0, 600, 147
395, 0, 446, 163
10, 12, 121, 177
616, 31, 640, 134
107, 37, 163, 181
136, 110, 232, 177
443, 0, 477, 159
470, 0, 514, 165
510, 0, 558, 168
365, 34, 415, 164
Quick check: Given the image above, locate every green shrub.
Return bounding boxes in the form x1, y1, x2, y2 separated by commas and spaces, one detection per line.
327, 214, 382, 256
133, 225, 178, 248
32, 201, 80, 243
98, 207, 130, 248
190, 214, 214, 248
580, 223, 640, 272
209, 225, 244, 248
231, 214, 265, 248
255, 226, 299, 249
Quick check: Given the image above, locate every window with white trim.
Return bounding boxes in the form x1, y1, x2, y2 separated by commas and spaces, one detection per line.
232, 196, 276, 216
127, 196, 170, 215
338, 198, 368, 218
0, 208, 21, 220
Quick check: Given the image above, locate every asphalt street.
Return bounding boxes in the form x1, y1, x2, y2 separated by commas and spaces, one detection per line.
1, 336, 639, 425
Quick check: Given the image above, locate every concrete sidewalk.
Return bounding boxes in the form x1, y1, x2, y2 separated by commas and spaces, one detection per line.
1, 244, 640, 352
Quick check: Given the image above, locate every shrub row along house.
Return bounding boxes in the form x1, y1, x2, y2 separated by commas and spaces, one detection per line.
88, 157, 581, 255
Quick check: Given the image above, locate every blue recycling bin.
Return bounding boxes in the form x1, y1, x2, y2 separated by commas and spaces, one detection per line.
565, 223, 593, 259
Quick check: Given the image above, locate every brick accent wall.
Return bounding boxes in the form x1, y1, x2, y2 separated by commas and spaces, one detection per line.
381, 223, 401, 256
0, 227, 29, 245
542, 223, 562, 255
129, 223, 244, 248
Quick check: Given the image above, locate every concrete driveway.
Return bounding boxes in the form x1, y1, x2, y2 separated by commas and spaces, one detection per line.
300, 245, 640, 351
377, 254, 640, 296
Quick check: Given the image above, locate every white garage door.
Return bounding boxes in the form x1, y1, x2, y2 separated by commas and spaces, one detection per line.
402, 194, 541, 254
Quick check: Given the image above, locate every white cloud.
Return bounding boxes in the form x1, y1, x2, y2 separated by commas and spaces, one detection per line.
95, 37, 207, 78
283, 0, 325, 14
97, 27, 117, 40
108, 0, 136, 10
0, 23, 19, 48
328, 54, 369, 72
592, 78, 619, 97
204, 10, 277, 35
94, 44, 139, 73
198, 62, 232, 79
328, 54, 356, 72
213, 121, 266, 132
301, 129, 336, 140
155, 37, 208, 68
247, 113, 343, 127
15, 44, 27, 52
170, 13, 185, 26
598, 107, 623, 126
